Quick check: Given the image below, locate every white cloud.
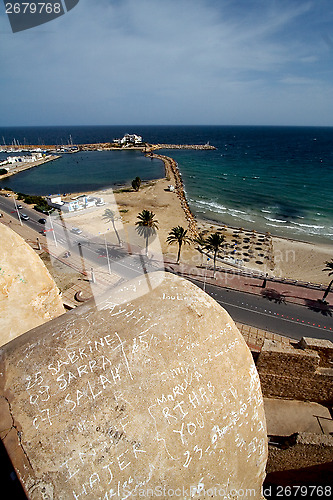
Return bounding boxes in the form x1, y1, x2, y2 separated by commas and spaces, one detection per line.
0, 0, 332, 125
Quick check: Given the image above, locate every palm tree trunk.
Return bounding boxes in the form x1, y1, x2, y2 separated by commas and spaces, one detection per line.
213, 249, 217, 278
112, 221, 121, 246
322, 278, 333, 301
177, 242, 182, 264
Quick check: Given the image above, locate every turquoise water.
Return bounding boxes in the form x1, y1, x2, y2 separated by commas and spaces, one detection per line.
1, 125, 332, 242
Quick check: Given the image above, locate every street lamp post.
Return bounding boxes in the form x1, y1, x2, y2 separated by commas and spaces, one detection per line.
91, 267, 96, 284
104, 233, 112, 275
12, 195, 22, 226
49, 216, 58, 247
203, 256, 210, 292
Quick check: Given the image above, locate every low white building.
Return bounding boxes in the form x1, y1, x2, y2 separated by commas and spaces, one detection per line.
46, 196, 64, 210
113, 133, 143, 146
46, 195, 104, 213
0, 153, 43, 166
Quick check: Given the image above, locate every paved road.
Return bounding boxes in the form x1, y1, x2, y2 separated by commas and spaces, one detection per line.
2, 196, 332, 342
0, 195, 46, 233
189, 278, 333, 341
0, 196, 163, 281
48, 218, 164, 281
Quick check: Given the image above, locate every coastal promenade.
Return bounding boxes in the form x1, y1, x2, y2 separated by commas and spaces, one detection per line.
164, 258, 333, 309
146, 143, 216, 151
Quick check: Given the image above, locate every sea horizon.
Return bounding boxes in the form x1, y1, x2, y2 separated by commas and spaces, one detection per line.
1, 125, 332, 245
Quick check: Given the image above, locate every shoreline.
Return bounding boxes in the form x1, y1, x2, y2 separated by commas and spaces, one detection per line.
197, 213, 332, 247
1, 148, 331, 285
122, 154, 332, 285
60, 154, 332, 286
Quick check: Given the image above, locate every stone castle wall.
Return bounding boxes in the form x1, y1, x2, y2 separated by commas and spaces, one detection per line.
256, 338, 333, 405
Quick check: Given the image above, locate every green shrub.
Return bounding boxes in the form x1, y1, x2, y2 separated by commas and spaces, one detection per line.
131, 176, 141, 191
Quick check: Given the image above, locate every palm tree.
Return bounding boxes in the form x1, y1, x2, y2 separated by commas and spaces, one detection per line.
102, 209, 121, 245
166, 226, 192, 264
192, 232, 207, 266
204, 232, 225, 278
322, 259, 333, 301
135, 210, 159, 255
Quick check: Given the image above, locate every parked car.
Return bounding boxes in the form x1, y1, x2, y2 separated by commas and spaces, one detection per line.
38, 218, 47, 224
20, 213, 29, 220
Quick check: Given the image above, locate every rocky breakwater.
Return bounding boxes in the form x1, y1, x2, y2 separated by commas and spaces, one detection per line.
148, 153, 198, 237
150, 143, 216, 150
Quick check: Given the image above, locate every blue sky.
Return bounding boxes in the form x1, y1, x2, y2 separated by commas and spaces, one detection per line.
0, 0, 332, 126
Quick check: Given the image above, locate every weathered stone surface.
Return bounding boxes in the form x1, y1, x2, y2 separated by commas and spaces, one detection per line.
0, 272, 267, 499
0, 225, 65, 346
264, 399, 333, 436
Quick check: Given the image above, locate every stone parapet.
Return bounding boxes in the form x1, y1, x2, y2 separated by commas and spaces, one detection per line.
256, 339, 333, 405
257, 340, 319, 373
298, 337, 333, 368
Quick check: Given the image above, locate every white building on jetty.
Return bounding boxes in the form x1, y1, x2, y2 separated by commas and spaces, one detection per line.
113, 133, 143, 146
0, 153, 43, 167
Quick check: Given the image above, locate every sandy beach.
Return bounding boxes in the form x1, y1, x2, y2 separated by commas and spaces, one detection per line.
61, 154, 332, 286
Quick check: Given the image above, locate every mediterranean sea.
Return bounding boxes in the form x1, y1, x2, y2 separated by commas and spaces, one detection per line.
0, 125, 332, 243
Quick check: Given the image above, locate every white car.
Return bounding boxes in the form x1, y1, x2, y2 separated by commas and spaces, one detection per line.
71, 227, 82, 235
20, 213, 29, 220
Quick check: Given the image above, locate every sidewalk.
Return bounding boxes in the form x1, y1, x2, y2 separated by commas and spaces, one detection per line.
164, 259, 333, 309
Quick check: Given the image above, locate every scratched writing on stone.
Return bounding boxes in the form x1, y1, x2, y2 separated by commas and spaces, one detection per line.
25, 330, 135, 429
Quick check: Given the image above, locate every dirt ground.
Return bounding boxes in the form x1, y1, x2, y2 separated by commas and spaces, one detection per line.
39, 252, 84, 293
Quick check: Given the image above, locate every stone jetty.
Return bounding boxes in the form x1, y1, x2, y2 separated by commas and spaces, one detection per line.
77, 143, 216, 151
148, 153, 199, 237
147, 143, 216, 151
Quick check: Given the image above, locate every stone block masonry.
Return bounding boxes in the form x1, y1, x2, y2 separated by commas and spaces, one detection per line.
256, 338, 333, 405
